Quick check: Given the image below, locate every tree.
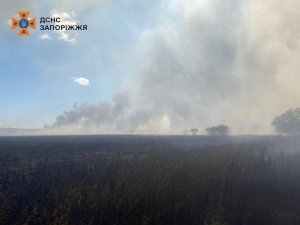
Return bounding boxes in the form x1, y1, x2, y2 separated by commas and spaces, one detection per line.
190, 129, 198, 136
217, 124, 229, 136
206, 125, 229, 136
183, 130, 189, 135
206, 127, 217, 136
272, 108, 300, 135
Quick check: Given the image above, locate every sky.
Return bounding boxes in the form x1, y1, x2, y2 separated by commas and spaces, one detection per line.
0, 0, 300, 135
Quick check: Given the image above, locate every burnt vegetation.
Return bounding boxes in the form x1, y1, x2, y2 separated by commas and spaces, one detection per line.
1, 135, 300, 224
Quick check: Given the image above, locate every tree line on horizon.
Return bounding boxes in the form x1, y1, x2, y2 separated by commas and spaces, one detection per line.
183, 107, 300, 137
184, 124, 230, 136
126, 107, 300, 136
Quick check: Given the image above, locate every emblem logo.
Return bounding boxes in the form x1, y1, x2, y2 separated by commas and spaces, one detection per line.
12, 12, 36, 36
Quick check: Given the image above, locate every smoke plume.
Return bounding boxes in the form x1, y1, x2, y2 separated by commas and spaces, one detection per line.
46, 0, 300, 134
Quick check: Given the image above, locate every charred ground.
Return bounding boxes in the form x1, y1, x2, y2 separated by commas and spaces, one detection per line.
0, 135, 300, 225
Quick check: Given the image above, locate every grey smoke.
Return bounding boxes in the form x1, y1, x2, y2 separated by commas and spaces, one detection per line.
45, 93, 131, 130
46, 0, 300, 134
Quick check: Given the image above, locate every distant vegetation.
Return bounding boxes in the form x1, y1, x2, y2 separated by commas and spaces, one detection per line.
190, 128, 198, 135
183, 130, 189, 135
205, 124, 229, 136
1, 135, 300, 224
272, 108, 300, 135
186, 125, 229, 136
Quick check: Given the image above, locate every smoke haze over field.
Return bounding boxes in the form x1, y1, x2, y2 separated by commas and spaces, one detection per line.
44, 0, 300, 135
1, 0, 300, 135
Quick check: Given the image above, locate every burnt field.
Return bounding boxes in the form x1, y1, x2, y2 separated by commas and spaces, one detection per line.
1, 135, 300, 225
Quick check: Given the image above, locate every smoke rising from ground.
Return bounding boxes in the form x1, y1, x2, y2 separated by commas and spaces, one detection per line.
46, 0, 300, 135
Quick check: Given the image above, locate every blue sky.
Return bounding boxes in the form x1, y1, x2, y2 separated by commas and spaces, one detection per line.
0, 1, 158, 129
1, 0, 299, 135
